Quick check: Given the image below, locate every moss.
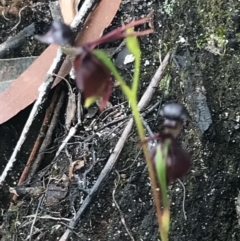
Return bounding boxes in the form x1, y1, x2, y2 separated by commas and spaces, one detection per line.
160, 0, 239, 55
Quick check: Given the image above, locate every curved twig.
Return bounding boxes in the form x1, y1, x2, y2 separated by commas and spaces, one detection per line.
9, 6, 29, 32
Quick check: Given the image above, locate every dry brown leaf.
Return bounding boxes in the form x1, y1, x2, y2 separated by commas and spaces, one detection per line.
76, 0, 122, 44
9, 187, 19, 196
0, 0, 122, 125
73, 160, 85, 171
68, 160, 85, 178
59, 0, 80, 24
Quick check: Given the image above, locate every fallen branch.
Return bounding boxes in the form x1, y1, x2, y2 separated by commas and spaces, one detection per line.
0, 0, 99, 185
112, 170, 135, 241
59, 52, 171, 241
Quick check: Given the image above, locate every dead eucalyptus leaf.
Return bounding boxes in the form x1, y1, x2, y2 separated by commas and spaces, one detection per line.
45, 183, 68, 206
59, 0, 81, 24
69, 160, 85, 178
9, 187, 19, 196
73, 160, 85, 171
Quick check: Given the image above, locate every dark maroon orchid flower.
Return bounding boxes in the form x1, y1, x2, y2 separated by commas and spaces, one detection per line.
35, 16, 153, 110
74, 46, 113, 111
143, 103, 191, 185
166, 140, 191, 183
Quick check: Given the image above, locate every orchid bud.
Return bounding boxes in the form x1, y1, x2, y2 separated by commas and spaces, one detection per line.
148, 103, 191, 185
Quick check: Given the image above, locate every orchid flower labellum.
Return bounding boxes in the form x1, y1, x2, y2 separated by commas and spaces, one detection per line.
152, 136, 191, 184
73, 47, 113, 110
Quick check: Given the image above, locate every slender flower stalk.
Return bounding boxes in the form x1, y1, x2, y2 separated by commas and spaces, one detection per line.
130, 98, 166, 238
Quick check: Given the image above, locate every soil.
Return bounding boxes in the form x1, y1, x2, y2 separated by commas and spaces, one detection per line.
0, 0, 240, 241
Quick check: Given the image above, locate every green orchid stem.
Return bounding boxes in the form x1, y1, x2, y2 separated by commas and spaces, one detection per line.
157, 141, 170, 209
93, 32, 169, 241
126, 28, 169, 238
129, 96, 168, 241
132, 54, 140, 94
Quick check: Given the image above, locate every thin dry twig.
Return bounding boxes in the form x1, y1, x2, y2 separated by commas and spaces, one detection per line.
104, 119, 129, 140
177, 178, 187, 220
142, 118, 157, 148
117, 149, 141, 173
55, 123, 80, 159
112, 170, 135, 241
97, 116, 129, 131
59, 52, 170, 240
26, 229, 41, 241
34, 232, 45, 241
9, 6, 29, 32
51, 73, 76, 130
24, 214, 71, 222
52, 74, 74, 95
77, 92, 82, 124
59, 222, 83, 240
29, 195, 44, 241
29, 90, 65, 177
1, 9, 9, 20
